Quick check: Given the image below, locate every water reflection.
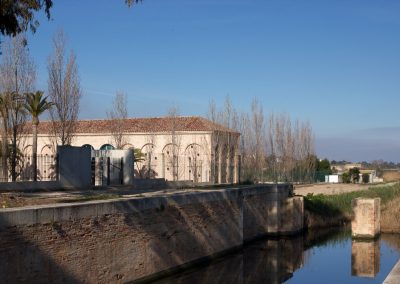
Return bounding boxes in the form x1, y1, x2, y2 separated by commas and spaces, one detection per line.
243, 237, 304, 284
154, 230, 400, 284
153, 236, 305, 284
351, 239, 380, 278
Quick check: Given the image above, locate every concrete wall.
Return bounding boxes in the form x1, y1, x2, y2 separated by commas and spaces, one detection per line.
92, 149, 134, 186
58, 146, 92, 189
0, 184, 303, 283
241, 184, 303, 241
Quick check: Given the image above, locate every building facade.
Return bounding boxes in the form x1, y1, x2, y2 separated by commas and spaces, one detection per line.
22, 116, 240, 184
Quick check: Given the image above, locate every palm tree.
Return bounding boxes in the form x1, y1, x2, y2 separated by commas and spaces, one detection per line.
0, 93, 10, 181
24, 91, 53, 181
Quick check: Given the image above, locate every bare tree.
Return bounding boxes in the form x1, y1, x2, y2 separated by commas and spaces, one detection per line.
207, 96, 240, 184
137, 133, 157, 179
165, 106, 182, 181
47, 30, 82, 146
0, 34, 36, 181
107, 91, 128, 149
266, 113, 315, 183
250, 98, 265, 182
206, 97, 315, 184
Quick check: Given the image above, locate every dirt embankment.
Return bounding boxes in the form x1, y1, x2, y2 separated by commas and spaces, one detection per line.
383, 171, 400, 182
381, 196, 400, 233
295, 183, 380, 196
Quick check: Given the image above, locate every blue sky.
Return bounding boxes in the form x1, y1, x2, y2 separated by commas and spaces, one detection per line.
11, 0, 400, 161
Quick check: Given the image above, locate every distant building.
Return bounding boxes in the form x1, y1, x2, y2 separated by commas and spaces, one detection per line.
331, 163, 362, 173
359, 170, 383, 183
22, 116, 240, 184
325, 174, 342, 183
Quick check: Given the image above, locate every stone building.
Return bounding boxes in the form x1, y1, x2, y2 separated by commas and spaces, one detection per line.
22, 116, 240, 184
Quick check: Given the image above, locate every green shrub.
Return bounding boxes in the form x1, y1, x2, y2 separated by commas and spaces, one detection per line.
304, 183, 400, 218
342, 172, 351, 183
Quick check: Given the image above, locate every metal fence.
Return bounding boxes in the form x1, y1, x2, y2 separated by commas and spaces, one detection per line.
91, 156, 124, 186
0, 155, 58, 182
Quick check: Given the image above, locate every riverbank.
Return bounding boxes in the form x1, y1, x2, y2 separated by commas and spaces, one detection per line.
304, 183, 400, 232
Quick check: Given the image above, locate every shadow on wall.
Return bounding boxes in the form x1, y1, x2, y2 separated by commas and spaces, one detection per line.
134, 165, 158, 179
0, 191, 243, 283
0, 216, 79, 283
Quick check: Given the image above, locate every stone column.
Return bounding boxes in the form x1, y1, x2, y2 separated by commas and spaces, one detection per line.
161, 153, 165, 179
351, 198, 380, 239
233, 153, 238, 184
218, 148, 222, 184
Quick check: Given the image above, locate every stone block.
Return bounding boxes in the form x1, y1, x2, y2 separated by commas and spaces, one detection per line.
351, 198, 380, 239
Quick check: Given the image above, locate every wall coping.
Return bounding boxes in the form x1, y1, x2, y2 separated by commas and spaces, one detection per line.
0, 184, 291, 228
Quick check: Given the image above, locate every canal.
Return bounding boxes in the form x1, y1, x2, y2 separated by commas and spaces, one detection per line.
152, 229, 400, 284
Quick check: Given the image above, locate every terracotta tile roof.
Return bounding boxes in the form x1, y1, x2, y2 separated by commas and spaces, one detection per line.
35, 116, 239, 135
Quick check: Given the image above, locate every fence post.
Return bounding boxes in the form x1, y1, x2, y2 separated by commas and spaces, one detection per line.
107, 157, 110, 186
91, 157, 95, 185
120, 157, 124, 185
56, 154, 59, 181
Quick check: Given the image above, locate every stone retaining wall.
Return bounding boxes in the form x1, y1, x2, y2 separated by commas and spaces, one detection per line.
0, 184, 303, 283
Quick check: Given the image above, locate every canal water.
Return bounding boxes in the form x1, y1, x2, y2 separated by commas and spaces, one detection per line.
153, 229, 400, 284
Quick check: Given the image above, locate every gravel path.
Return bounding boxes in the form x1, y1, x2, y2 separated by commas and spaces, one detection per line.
294, 182, 394, 196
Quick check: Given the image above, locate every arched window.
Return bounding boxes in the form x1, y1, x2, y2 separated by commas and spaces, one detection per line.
122, 143, 134, 150
100, 144, 115, 150
82, 144, 94, 150
41, 145, 54, 156
23, 145, 32, 156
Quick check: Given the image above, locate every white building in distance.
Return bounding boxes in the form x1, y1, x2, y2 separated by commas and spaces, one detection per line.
23, 116, 240, 184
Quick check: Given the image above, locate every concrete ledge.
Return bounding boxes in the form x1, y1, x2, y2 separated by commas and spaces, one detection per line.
0, 187, 241, 227
0, 184, 296, 230
384, 259, 400, 284
0, 181, 70, 192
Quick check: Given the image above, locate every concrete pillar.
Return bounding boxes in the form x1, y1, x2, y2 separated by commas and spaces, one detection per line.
217, 149, 222, 184
94, 157, 103, 186
162, 153, 165, 179
280, 196, 304, 234
233, 153, 238, 184
351, 198, 380, 239
266, 185, 280, 235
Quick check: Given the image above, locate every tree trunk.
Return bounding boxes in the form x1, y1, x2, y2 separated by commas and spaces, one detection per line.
32, 121, 38, 181
1, 124, 8, 182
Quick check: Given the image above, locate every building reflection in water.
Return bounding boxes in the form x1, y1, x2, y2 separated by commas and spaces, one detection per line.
351, 238, 380, 278
243, 237, 304, 284
154, 236, 305, 284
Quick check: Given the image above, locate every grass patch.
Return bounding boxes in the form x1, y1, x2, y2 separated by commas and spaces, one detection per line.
304, 183, 400, 228
59, 194, 122, 203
